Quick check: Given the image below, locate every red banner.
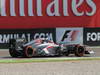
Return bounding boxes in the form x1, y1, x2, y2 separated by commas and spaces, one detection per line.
0, 0, 99, 29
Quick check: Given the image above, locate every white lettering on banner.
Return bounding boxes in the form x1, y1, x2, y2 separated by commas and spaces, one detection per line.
37, 0, 42, 16
87, 32, 100, 41
47, 0, 60, 16
0, 34, 31, 43
34, 33, 53, 41
0, 0, 6, 16
19, 0, 25, 16
0, 33, 53, 43
72, 0, 84, 16
10, 0, 16, 16
28, 0, 34, 16
86, 0, 96, 16
63, 0, 69, 16
0, 0, 96, 16
27, 34, 31, 42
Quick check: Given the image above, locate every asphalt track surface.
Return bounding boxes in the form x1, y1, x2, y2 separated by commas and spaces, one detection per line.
0, 48, 100, 75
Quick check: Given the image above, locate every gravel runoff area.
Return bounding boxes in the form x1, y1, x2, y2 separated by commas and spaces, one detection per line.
0, 60, 100, 75
0, 47, 100, 75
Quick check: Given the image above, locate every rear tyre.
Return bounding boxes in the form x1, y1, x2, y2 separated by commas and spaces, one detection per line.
65, 51, 69, 56
9, 39, 19, 57
9, 49, 19, 57
23, 46, 34, 58
75, 46, 85, 57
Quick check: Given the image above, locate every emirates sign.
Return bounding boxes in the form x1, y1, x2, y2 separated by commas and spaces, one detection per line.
0, 0, 99, 29
0, 0, 96, 16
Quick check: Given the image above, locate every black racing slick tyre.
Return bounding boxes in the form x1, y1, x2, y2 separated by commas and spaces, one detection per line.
9, 49, 19, 57
65, 51, 69, 56
9, 39, 19, 57
24, 46, 35, 58
75, 45, 85, 57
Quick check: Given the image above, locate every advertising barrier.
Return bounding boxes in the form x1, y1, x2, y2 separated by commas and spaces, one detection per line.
1, 28, 100, 48
0, 28, 56, 48
83, 28, 100, 46
0, 0, 100, 29
0, 0, 100, 48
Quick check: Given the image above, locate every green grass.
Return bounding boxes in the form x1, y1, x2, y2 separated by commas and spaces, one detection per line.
0, 57, 100, 63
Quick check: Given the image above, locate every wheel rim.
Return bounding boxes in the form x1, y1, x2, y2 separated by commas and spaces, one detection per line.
25, 46, 34, 57
76, 46, 84, 56
27, 48, 33, 56
78, 47, 84, 54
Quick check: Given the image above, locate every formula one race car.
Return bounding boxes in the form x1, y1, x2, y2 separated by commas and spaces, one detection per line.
9, 38, 93, 58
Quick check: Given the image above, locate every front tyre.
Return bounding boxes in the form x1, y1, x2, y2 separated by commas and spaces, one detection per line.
75, 46, 85, 57
65, 51, 69, 56
24, 46, 35, 58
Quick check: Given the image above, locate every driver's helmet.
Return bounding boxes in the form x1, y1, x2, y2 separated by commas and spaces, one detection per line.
40, 38, 52, 43
40, 38, 47, 43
